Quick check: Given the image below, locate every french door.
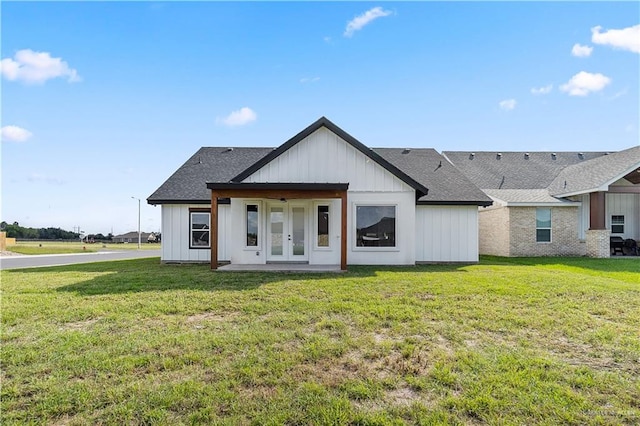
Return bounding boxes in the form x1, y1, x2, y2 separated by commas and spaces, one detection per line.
267, 202, 308, 262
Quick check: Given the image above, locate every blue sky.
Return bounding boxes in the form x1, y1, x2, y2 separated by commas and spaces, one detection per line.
2, 2, 638, 235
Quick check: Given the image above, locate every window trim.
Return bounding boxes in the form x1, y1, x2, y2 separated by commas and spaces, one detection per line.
314, 202, 331, 250
189, 208, 211, 249
353, 203, 399, 251
536, 207, 552, 243
611, 215, 625, 234
244, 201, 261, 250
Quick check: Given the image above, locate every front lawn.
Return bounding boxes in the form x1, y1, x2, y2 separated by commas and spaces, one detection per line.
2, 257, 639, 424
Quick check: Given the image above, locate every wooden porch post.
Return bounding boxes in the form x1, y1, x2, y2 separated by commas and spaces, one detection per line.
589, 191, 606, 230
210, 192, 218, 270
340, 191, 347, 271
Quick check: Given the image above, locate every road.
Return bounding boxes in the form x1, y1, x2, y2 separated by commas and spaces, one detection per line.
0, 250, 161, 270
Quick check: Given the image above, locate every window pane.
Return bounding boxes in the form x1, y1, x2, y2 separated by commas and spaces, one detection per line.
536, 229, 551, 242
270, 207, 283, 256
190, 212, 210, 248
317, 205, 329, 247
536, 208, 551, 228
292, 207, 305, 256
247, 205, 258, 246
612, 225, 624, 234
191, 213, 209, 229
611, 215, 624, 224
356, 206, 396, 247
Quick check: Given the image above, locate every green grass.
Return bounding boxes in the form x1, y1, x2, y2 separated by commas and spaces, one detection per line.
6, 241, 160, 255
2, 257, 639, 425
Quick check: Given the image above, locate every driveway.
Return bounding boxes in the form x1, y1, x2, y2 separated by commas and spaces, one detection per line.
0, 250, 161, 270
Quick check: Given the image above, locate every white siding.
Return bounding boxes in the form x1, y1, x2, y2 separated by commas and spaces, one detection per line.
606, 193, 639, 240
576, 194, 589, 240
246, 127, 413, 193
415, 206, 479, 262
160, 204, 231, 262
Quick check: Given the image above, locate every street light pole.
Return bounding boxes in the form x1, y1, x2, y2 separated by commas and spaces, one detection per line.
131, 196, 141, 249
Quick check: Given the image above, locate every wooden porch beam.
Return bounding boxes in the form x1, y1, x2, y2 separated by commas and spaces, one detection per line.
589, 191, 606, 230
210, 188, 345, 200
608, 186, 640, 194
211, 192, 218, 270
340, 192, 347, 271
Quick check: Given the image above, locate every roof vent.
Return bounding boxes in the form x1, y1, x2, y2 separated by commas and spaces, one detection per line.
496, 153, 502, 160
578, 152, 584, 159
402, 149, 411, 154
225, 147, 234, 152
469, 153, 475, 160
551, 153, 557, 160
524, 153, 530, 160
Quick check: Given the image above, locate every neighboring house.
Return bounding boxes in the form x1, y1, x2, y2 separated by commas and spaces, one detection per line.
445, 146, 640, 257
112, 231, 152, 244
147, 117, 492, 269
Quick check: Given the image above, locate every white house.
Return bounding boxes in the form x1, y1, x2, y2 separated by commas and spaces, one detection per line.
147, 117, 492, 269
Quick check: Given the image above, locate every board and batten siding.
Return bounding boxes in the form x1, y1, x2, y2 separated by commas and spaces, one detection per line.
606, 193, 639, 240
161, 205, 230, 262
415, 206, 479, 262
245, 127, 413, 193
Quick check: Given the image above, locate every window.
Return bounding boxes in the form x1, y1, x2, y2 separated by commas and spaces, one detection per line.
611, 215, 624, 234
246, 204, 259, 247
190, 210, 210, 249
356, 205, 396, 247
536, 208, 551, 243
317, 205, 329, 248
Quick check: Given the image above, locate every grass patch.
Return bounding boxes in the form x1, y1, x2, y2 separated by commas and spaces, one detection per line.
6, 241, 159, 255
2, 257, 639, 424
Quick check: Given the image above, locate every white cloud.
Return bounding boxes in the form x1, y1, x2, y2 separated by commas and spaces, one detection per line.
0, 49, 81, 84
344, 7, 392, 37
1, 125, 33, 143
300, 77, 320, 83
217, 107, 257, 127
571, 43, 593, 57
591, 24, 640, 54
27, 173, 65, 185
560, 71, 611, 96
499, 99, 517, 111
531, 85, 553, 95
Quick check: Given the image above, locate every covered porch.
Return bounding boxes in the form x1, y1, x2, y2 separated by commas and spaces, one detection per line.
207, 183, 349, 270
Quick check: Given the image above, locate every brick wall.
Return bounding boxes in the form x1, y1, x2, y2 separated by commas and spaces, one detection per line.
478, 206, 510, 256
509, 206, 585, 256
586, 229, 610, 258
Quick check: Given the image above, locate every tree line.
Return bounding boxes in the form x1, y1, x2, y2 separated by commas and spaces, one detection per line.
0, 221, 113, 241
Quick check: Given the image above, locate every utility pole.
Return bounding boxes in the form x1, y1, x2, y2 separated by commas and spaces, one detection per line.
131, 196, 141, 249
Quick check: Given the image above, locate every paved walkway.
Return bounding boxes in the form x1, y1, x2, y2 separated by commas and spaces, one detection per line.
0, 250, 161, 270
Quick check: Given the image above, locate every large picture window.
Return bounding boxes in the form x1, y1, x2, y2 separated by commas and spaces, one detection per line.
356, 205, 396, 247
246, 204, 259, 247
190, 209, 210, 249
536, 208, 551, 243
611, 215, 624, 234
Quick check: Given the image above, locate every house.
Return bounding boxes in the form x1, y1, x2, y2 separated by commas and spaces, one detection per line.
147, 117, 492, 269
444, 146, 640, 257
112, 231, 152, 244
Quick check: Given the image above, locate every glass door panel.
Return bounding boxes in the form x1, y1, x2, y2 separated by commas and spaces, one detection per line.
270, 207, 284, 257
291, 207, 305, 257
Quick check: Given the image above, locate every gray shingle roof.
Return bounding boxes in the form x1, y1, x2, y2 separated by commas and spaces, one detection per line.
147, 147, 273, 204
484, 189, 579, 205
548, 145, 640, 196
443, 151, 607, 190
374, 148, 492, 205
147, 147, 492, 206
